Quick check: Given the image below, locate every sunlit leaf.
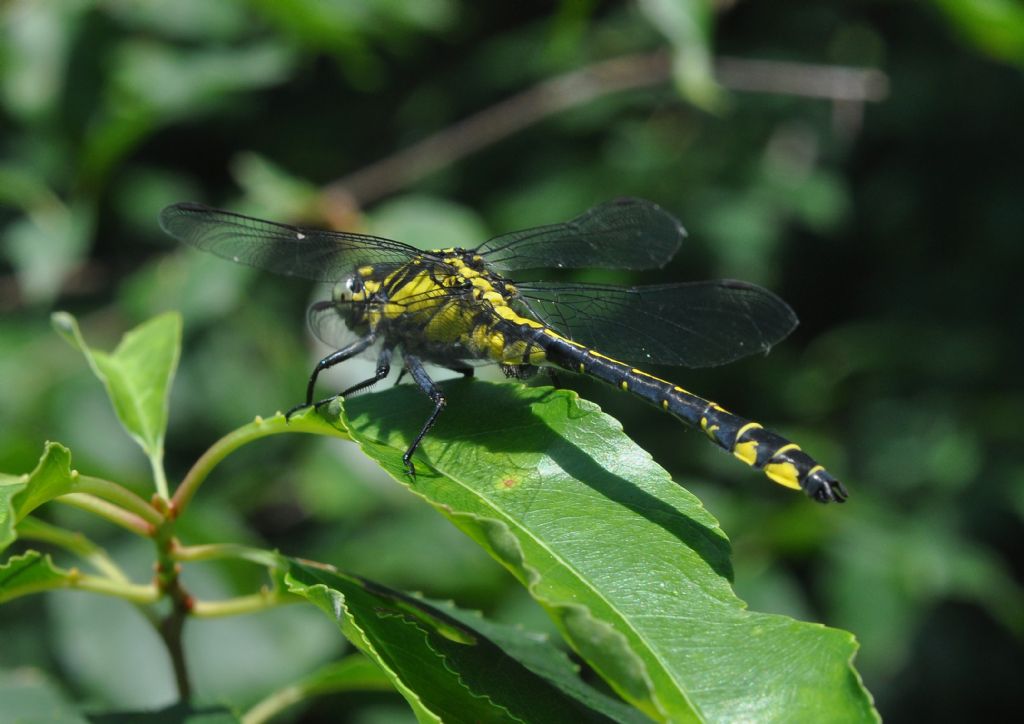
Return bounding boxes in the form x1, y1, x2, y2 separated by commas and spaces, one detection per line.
0, 551, 74, 604
931, 0, 1024, 65
330, 381, 876, 721
51, 312, 181, 474
0, 442, 76, 553
0, 474, 28, 553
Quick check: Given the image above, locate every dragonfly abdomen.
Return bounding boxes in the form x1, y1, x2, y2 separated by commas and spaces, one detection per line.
540, 334, 847, 503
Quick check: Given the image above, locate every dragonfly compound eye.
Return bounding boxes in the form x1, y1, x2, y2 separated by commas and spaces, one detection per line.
334, 276, 363, 302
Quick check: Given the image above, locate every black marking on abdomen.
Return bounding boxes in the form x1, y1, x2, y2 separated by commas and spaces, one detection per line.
537, 333, 847, 503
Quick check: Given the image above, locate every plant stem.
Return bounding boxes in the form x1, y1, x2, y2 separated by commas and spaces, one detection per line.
158, 601, 191, 700
191, 589, 292, 618
153, 526, 194, 701
56, 493, 155, 537
73, 574, 160, 603
0, 567, 159, 605
150, 450, 170, 501
171, 542, 282, 569
74, 475, 164, 527
171, 412, 347, 517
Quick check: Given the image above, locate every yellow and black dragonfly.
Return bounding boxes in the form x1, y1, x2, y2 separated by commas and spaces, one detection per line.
160, 198, 847, 503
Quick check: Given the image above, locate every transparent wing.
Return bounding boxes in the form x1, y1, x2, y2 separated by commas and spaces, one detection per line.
474, 198, 686, 271
307, 301, 359, 349
516, 280, 798, 368
160, 202, 422, 282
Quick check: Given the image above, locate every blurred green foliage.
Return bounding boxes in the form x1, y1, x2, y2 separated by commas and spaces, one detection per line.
2, 0, 1023, 721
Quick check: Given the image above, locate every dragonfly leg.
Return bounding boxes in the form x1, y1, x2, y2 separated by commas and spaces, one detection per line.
402, 355, 446, 477
286, 333, 376, 419
340, 348, 392, 398
394, 363, 472, 387
300, 348, 393, 414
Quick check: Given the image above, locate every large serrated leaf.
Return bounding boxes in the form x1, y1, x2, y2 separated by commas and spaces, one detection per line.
286, 558, 647, 723
51, 312, 180, 480
334, 380, 876, 722
0, 442, 76, 553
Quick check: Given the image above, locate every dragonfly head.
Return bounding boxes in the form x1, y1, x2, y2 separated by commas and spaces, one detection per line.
330, 274, 368, 324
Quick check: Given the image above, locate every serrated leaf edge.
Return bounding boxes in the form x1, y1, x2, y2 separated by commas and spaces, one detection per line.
286, 578, 443, 724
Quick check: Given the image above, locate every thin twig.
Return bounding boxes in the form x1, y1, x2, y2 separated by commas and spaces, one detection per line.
171, 542, 283, 568
324, 51, 673, 208
191, 589, 293, 618
55, 494, 155, 537
74, 475, 164, 527
714, 56, 889, 102
323, 50, 889, 208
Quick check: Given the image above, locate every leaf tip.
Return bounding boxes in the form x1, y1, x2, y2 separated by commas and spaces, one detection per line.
49, 311, 79, 341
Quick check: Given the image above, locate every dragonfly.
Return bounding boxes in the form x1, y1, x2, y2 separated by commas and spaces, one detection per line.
160, 198, 847, 503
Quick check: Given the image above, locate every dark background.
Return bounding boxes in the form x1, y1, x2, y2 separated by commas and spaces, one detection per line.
2, 1, 1022, 720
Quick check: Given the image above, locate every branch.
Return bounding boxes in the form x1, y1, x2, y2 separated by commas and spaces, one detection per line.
324, 51, 674, 207
323, 50, 889, 208
714, 56, 889, 102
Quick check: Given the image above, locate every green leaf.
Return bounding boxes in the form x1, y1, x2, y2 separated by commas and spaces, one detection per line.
637, 0, 721, 110
335, 381, 877, 722
1, 199, 94, 303
0, 442, 76, 553
0, 668, 86, 724
231, 151, 320, 220
368, 195, 490, 251
243, 654, 395, 723
931, 0, 1024, 66
0, 474, 28, 553
51, 311, 181, 495
0, 551, 74, 604
297, 654, 393, 691
286, 558, 646, 723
